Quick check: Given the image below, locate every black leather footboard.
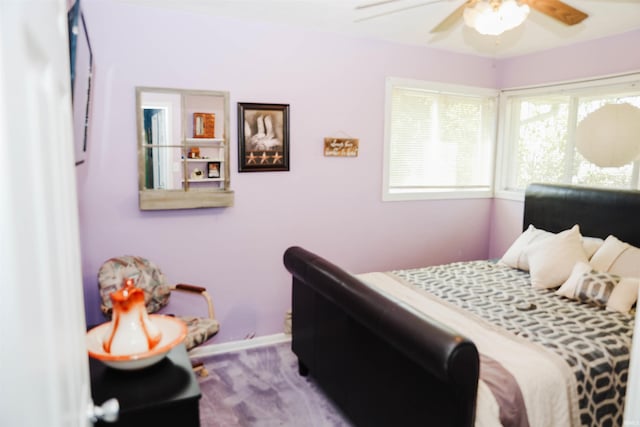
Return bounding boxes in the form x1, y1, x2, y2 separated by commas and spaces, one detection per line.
283, 246, 479, 427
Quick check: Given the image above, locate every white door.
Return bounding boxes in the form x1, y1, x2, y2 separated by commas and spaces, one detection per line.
0, 0, 93, 426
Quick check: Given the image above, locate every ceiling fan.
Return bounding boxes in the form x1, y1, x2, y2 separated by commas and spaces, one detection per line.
356, 0, 588, 35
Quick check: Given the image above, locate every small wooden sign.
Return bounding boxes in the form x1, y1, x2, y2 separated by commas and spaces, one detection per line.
193, 112, 215, 138
324, 138, 359, 157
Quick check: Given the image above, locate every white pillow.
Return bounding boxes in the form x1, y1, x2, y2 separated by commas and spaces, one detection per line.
500, 225, 598, 271
500, 225, 554, 271
581, 237, 604, 260
527, 225, 588, 289
607, 278, 640, 313
590, 235, 640, 279
556, 262, 639, 313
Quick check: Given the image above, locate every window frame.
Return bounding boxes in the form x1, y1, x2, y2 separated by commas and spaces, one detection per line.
382, 77, 499, 201
494, 72, 640, 201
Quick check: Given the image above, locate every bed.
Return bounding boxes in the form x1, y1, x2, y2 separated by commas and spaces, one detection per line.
283, 183, 640, 427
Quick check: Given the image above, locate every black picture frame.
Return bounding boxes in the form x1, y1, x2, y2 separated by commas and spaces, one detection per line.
68, 0, 94, 166
207, 161, 221, 179
238, 103, 290, 172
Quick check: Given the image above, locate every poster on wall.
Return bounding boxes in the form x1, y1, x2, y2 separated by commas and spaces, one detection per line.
237, 103, 290, 172
68, 0, 94, 166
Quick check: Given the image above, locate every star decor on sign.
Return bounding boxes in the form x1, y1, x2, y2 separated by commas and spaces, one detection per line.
246, 152, 257, 164
259, 152, 269, 164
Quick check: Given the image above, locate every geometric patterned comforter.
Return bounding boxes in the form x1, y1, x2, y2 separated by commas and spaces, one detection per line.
392, 261, 634, 427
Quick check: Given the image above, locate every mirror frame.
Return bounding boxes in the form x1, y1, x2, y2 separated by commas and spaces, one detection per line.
136, 87, 233, 210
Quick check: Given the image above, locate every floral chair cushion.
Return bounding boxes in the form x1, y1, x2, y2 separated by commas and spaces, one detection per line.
179, 316, 220, 350
98, 255, 170, 318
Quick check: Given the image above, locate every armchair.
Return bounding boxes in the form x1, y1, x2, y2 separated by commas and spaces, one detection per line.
97, 255, 220, 375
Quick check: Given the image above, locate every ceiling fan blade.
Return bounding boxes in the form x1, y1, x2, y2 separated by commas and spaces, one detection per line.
430, 0, 473, 33
356, 0, 402, 9
356, 0, 405, 10
520, 0, 588, 26
355, 0, 449, 23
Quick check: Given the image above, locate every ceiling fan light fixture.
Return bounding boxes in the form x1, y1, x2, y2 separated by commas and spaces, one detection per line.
463, 0, 530, 36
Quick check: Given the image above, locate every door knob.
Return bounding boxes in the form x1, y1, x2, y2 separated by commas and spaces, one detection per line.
87, 398, 119, 423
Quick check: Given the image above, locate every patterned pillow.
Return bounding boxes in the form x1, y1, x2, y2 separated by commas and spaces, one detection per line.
556, 262, 591, 299
575, 271, 621, 308
557, 262, 639, 313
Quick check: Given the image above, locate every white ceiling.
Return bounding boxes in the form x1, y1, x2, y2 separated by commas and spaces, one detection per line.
123, 0, 640, 58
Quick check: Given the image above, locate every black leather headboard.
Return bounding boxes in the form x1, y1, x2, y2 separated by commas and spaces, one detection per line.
523, 183, 640, 248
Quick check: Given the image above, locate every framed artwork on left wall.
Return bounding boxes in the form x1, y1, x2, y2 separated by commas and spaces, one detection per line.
238, 103, 290, 172
68, 0, 94, 166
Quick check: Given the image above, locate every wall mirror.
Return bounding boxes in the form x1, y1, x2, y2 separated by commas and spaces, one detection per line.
136, 87, 233, 210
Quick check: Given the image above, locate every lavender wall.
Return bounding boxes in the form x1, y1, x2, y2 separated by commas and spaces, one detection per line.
78, 1, 499, 342
497, 29, 640, 89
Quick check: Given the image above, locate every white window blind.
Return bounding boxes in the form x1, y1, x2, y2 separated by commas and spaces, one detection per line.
384, 79, 497, 200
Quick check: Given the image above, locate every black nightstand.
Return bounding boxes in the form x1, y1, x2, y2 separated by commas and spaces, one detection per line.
90, 344, 201, 427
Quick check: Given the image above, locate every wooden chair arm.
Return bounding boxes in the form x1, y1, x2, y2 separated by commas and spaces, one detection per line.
170, 283, 216, 319
173, 283, 207, 293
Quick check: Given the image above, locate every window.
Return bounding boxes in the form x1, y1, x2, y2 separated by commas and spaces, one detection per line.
497, 74, 640, 197
383, 78, 498, 201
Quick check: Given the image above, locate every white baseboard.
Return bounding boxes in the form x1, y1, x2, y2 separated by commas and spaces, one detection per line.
188, 333, 292, 358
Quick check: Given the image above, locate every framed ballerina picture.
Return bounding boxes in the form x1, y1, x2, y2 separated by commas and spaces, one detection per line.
238, 103, 290, 172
